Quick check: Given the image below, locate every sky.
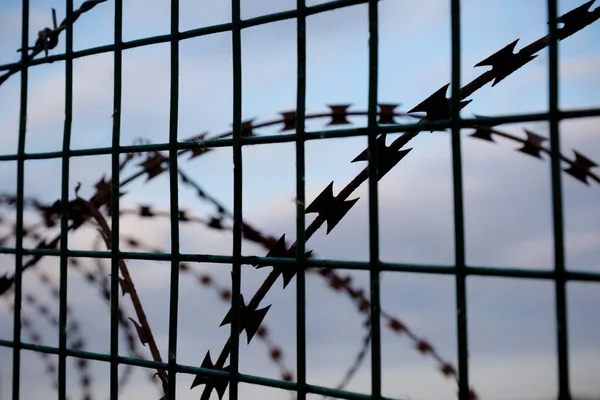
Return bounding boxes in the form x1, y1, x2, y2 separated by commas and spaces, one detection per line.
0, 0, 599, 399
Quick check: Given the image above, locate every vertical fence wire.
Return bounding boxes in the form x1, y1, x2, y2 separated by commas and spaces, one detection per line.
12, 1, 30, 398
110, 0, 124, 397
449, 0, 469, 399
367, 0, 381, 398
547, 0, 570, 398
58, 0, 75, 397
168, 0, 182, 398
230, 0, 243, 398
295, 0, 308, 399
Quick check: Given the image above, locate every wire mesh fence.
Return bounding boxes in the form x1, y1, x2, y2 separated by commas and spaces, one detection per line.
0, 0, 599, 399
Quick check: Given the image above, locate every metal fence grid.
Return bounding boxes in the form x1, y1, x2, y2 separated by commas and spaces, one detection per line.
0, 0, 600, 399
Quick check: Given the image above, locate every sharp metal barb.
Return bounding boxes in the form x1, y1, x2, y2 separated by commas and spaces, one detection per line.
252, 234, 311, 288
474, 39, 537, 86
219, 294, 272, 344
327, 105, 353, 125
408, 84, 471, 128
564, 150, 598, 184
190, 352, 230, 400
280, 111, 297, 131
240, 119, 256, 137
469, 127, 496, 142
377, 103, 401, 124
351, 134, 413, 180
557, 0, 598, 39
139, 153, 168, 181
139, 206, 155, 217
517, 129, 548, 159
469, 115, 499, 142
305, 182, 360, 234
128, 317, 149, 346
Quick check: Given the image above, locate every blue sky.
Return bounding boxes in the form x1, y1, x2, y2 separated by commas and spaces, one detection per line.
0, 0, 599, 399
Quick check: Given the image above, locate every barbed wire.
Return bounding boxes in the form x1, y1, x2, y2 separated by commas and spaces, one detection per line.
0, 1, 598, 399
0, 0, 108, 87
193, 4, 600, 399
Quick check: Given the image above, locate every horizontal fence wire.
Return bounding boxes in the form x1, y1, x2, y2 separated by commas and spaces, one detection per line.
1, 109, 600, 162
1, 0, 599, 399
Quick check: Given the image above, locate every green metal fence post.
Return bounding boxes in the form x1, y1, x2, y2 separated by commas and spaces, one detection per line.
58, 1, 75, 398
295, 0, 308, 399
547, 0, 571, 399
231, 0, 243, 398
12, 0, 30, 398
367, 0, 382, 399
167, 0, 182, 398
110, 0, 123, 397
449, 0, 470, 399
